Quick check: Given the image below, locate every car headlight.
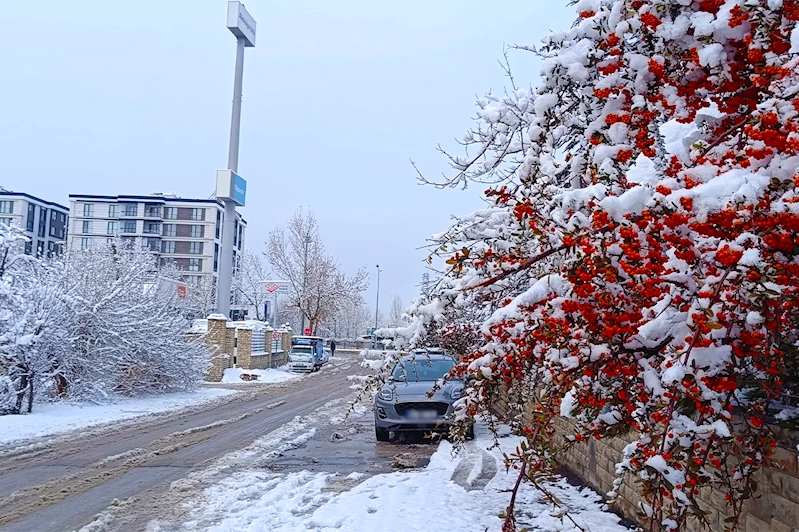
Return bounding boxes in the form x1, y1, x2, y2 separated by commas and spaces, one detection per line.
379, 388, 394, 401
451, 386, 464, 399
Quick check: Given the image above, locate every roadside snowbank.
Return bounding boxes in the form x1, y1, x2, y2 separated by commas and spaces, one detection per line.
0, 388, 236, 446
174, 425, 628, 532
221, 367, 299, 384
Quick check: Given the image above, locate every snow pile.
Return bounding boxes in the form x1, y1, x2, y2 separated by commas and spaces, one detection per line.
165, 427, 628, 532
221, 368, 300, 384
0, 388, 236, 446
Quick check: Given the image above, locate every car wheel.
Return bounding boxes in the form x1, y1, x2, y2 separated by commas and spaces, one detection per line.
375, 426, 390, 442
465, 424, 475, 440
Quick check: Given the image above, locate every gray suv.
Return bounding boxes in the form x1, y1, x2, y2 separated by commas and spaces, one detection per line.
374, 351, 474, 441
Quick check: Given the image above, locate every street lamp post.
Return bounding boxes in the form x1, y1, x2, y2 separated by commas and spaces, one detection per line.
373, 264, 381, 348
300, 234, 311, 334
216, 2, 256, 318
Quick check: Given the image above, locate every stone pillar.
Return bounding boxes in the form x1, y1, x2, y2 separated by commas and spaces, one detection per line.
205, 315, 231, 382
236, 327, 253, 369
279, 330, 292, 367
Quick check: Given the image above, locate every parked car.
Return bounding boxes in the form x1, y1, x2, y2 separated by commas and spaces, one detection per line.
373, 351, 473, 442
288, 335, 326, 372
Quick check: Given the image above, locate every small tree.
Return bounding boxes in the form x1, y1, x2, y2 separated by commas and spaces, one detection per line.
388, 295, 406, 327
232, 251, 271, 321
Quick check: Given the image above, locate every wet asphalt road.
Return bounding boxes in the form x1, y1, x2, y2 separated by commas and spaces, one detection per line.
0, 352, 414, 532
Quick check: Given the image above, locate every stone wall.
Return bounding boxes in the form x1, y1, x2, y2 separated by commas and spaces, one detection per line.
236, 328, 253, 370
552, 416, 799, 531
204, 316, 232, 382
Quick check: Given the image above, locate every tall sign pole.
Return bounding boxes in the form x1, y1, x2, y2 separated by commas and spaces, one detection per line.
216, 2, 256, 317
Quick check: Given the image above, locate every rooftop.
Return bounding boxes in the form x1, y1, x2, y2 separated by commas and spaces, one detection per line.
0, 189, 69, 211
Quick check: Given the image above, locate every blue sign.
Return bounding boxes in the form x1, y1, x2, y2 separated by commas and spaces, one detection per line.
233, 173, 247, 206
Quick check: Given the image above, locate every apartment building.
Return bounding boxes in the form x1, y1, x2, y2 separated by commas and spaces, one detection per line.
0, 189, 68, 256
67, 193, 246, 286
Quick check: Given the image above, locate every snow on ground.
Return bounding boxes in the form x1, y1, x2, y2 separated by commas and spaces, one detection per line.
165, 424, 629, 532
221, 367, 300, 384
0, 388, 236, 446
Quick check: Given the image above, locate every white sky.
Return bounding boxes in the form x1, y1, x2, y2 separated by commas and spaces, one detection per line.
0, 1, 572, 310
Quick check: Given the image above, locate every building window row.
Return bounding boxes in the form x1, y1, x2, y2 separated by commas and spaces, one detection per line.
0, 217, 13, 227
27, 203, 35, 231
0, 201, 14, 214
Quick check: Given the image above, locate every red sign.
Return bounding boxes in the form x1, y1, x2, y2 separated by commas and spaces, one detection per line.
265, 282, 280, 293
304, 328, 311, 335
176, 285, 188, 299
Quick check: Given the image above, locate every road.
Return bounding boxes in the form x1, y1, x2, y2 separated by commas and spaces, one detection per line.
0, 353, 375, 532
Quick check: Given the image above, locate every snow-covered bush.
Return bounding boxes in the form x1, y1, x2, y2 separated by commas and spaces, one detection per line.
410, 1, 799, 530
0, 235, 211, 413
59, 242, 210, 398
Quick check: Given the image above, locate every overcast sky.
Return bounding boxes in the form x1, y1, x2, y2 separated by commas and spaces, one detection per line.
1, 1, 572, 313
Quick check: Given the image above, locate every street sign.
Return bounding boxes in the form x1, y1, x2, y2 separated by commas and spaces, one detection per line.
263, 280, 290, 294
216, 169, 247, 206
304, 328, 311, 335
176, 285, 187, 299
226, 1, 256, 47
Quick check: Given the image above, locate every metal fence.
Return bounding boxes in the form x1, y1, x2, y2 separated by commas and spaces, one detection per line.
252, 329, 267, 353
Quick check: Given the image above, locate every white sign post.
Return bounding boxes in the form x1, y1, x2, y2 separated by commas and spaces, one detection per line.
263, 280, 290, 326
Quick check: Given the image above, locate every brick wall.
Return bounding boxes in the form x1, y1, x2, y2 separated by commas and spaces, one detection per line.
552, 416, 799, 531
204, 316, 231, 382
236, 328, 252, 370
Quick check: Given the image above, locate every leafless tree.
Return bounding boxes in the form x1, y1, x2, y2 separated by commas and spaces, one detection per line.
389, 295, 406, 327
267, 208, 368, 334
232, 251, 271, 321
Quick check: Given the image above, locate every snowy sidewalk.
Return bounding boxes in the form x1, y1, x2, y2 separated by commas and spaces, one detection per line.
0, 388, 236, 446
165, 425, 630, 532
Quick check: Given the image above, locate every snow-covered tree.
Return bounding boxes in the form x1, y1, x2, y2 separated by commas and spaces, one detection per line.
388, 295, 407, 327
232, 251, 271, 321
267, 208, 368, 333
407, 1, 799, 530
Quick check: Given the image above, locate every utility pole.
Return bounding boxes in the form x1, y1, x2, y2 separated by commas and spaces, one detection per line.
373, 264, 381, 348
300, 234, 311, 333
216, 2, 256, 318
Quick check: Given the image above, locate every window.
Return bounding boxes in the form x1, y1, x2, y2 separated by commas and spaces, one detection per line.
190, 225, 203, 238
36, 241, 45, 257
215, 211, 221, 238
144, 204, 161, 217
121, 220, 137, 233
26, 203, 35, 231
163, 224, 177, 236
237, 224, 243, 250
80, 237, 90, 250
214, 243, 219, 272
233, 220, 238, 246
82, 203, 93, 217
0, 217, 12, 227
108, 204, 118, 217
107, 221, 118, 236
0, 201, 14, 214
122, 203, 137, 216
24, 241, 32, 255
190, 208, 204, 221
188, 258, 201, 272
38, 207, 47, 237
189, 242, 203, 254
143, 221, 161, 234
82, 220, 92, 234
164, 207, 177, 220
145, 237, 160, 252
162, 240, 176, 254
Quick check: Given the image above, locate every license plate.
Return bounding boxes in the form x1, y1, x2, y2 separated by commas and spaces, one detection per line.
406, 409, 438, 420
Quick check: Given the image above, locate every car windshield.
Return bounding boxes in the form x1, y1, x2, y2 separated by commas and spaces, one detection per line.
292, 347, 313, 355
392, 358, 455, 382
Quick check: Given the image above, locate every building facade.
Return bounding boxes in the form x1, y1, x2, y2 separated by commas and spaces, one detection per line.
67, 194, 246, 288
0, 189, 69, 256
